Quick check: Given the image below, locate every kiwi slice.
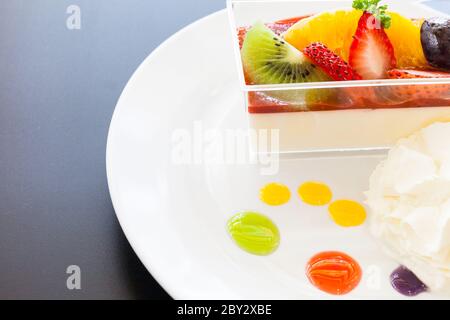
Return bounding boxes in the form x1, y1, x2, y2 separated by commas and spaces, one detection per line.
241, 22, 332, 107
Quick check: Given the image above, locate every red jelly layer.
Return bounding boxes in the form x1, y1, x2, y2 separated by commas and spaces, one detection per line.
247, 88, 450, 113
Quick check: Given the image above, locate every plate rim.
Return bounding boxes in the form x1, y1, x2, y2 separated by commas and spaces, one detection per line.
106, 9, 227, 300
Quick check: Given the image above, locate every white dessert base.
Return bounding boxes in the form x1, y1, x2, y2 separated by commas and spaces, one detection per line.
249, 106, 450, 153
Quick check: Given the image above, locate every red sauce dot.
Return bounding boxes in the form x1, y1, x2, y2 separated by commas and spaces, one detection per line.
306, 251, 362, 295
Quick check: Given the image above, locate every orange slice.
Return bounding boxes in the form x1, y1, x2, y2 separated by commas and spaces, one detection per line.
284, 10, 428, 68
283, 9, 363, 62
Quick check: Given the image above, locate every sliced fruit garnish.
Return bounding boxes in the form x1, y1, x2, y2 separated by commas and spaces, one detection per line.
421, 17, 450, 70
241, 22, 331, 85
349, 12, 397, 79
241, 22, 333, 107
304, 42, 362, 81
237, 16, 309, 49
387, 69, 450, 79
383, 84, 450, 102
283, 9, 363, 62
385, 13, 427, 68
284, 0, 428, 69
353, 1, 427, 68
377, 69, 450, 103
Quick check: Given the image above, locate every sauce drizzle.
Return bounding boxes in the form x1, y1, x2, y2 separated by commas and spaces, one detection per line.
260, 183, 291, 206
328, 199, 367, 227
306, 251, 362, 295
390, 266, 428, 296
298, 181, 333, 206
227, 212, 280, 256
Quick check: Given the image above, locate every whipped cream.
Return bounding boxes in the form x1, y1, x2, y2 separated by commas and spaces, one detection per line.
366, 122, 450, 293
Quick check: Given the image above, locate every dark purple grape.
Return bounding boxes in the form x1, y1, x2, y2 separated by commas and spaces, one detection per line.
421, 17, 450, 70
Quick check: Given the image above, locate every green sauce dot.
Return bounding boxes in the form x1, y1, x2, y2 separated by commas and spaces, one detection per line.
227, 212, 280, 256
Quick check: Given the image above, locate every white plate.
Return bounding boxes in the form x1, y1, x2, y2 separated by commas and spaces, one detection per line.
106, 9, 444, 299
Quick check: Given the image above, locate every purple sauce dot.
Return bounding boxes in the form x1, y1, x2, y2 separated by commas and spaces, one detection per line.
390, 266, 428, 296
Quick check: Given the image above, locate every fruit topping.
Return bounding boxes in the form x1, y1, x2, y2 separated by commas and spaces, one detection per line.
237, 16, 309, 49
349, 12, 397, 79
352, 0, 391, 28
241, 22, 331, 85
283, 1, 429, 69
384, 13, 428, 68
238, 0, 450, 112
304, 43, 362, 81
283, 9, 363, 62
387, 68, 450, 79
421, 17, 450, 70
241, 22, 334, 107
380, 68, 450, 102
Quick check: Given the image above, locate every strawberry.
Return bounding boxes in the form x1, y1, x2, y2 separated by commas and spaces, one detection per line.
349, 12, 397, 79
387, 69, 450, 79
303, 42, 362, 81
237, 26, 248, 49
380, 69, 450, 103
274, 15, 312, 25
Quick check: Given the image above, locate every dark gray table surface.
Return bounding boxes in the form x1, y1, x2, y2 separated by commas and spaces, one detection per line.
0, 0, 223, 299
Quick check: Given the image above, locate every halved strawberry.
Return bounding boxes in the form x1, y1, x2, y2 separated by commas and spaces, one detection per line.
303, 42, 364, 106
377, 69, 450, 103
349, 12, 397, 79
304, 42, 362, 81
388, 69, 450, 79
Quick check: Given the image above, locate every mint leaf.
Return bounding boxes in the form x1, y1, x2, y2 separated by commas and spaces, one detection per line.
380, 13, 392, 28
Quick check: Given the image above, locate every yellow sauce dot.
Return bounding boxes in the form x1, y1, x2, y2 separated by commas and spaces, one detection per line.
328, 200, 367, 227
260, 183, 291, 206
298, 181, 332, 206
